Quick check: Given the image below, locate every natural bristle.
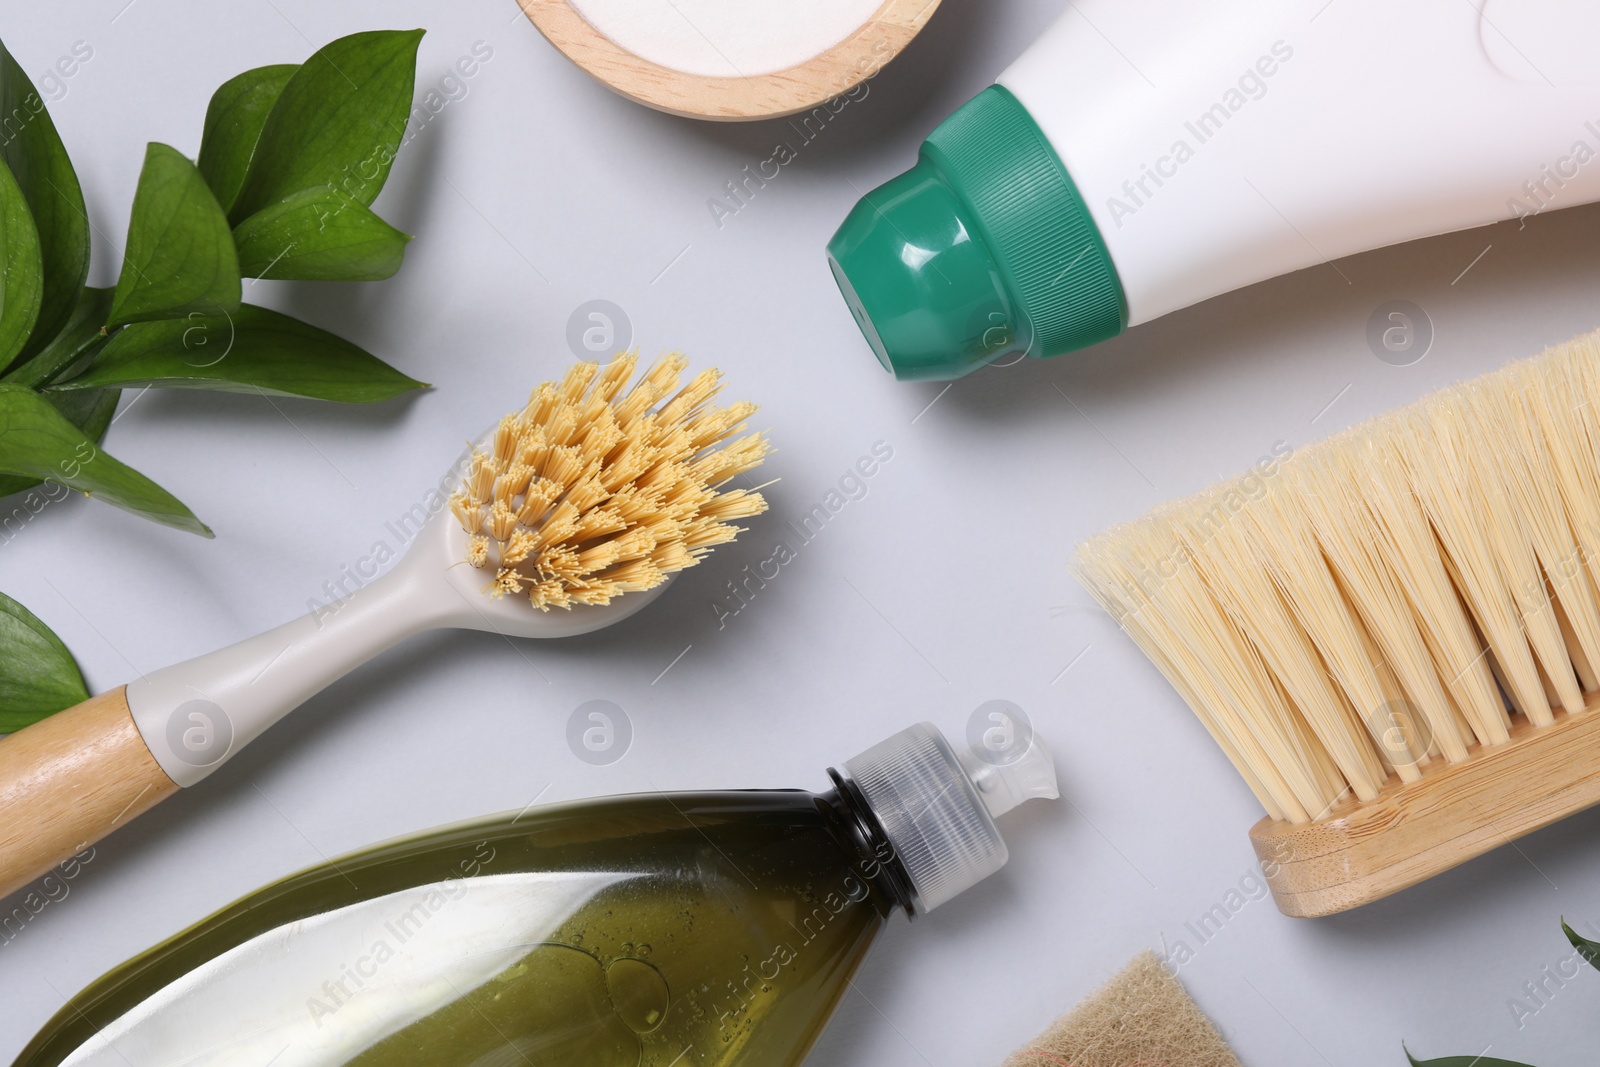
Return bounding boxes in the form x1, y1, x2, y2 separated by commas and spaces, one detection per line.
452, 352, 770, 610
1073, 330, 1600, 824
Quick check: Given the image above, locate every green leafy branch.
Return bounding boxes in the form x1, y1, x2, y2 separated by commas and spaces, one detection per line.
0, 28, 429, 537
1406, 921, 1600, 1066
0, 29, 430, 731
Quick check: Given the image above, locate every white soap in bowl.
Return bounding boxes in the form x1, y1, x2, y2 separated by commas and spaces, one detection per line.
517, 0, 941, 120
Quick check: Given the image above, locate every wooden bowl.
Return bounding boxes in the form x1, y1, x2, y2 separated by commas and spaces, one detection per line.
515, 0, 942, 121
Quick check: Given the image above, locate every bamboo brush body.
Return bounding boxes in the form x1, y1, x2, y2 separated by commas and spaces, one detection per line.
1074, 330, 1600, 917
0, 353, 768, 900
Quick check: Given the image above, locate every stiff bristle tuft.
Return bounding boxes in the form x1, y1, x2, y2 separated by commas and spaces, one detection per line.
1073, 331, 1600, 824
454, 353, 770, 610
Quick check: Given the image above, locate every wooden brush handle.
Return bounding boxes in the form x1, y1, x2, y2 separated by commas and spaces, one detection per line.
1252, 708, 1600, 917
0, 687, 177, 900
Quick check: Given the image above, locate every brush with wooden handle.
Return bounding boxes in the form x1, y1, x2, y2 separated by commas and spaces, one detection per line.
1074, 329, 1600, 917
0, 352, 769, 899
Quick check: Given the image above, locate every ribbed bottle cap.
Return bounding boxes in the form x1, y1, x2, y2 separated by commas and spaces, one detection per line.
827, 85, 1127, 381
838, 721, 1057, 911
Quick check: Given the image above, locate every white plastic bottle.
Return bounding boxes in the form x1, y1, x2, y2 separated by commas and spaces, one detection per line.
828, 0, 1600, 380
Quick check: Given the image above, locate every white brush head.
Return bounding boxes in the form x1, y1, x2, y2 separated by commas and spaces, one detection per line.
400, 489, 673, 640
414, 348, 773, 635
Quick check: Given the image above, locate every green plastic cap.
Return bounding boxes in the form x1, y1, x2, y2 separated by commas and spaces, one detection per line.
827, 86, 1127, 382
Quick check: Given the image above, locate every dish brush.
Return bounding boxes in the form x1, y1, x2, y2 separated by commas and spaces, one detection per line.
0, 352, 768, 898
1074, 329, 1600, 916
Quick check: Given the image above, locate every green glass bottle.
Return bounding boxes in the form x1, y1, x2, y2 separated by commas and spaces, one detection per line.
15, 721, 1055, 1067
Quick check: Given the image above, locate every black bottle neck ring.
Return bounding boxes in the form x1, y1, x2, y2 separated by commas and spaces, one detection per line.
827, 767, 919, 920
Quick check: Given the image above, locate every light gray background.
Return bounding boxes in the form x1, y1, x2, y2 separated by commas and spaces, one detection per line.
5, 1, 1600, 1063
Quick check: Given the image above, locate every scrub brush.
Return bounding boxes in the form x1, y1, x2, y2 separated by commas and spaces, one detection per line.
0, 352, 769, 899
1074, 329, 1600, 917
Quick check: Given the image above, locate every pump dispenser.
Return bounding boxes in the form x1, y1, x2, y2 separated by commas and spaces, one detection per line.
838, 721, 1057, 911
16, 719, 1057, 1067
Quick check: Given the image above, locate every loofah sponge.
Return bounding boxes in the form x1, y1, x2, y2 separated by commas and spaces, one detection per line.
1001, 951, 1243, 1067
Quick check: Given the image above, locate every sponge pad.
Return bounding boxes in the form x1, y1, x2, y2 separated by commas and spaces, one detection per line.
1001, 952, 1243, 1067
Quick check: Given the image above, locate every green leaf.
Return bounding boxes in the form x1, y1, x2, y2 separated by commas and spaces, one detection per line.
1562, 919, 1600, 972
0, 157, 43, 369
0, 40, 91, 364
1404, 1049, 1538, 1066
0, 470, 36, 502
109, 143, 242, 329
0, 385, 119, 501
0, 286, 119, 499
0, 591, 89, 733
0, 384, 209, 535
197, 63, 298, 216
55, 303, 426, 403
4, 285, 114, 388
42, 384, 120, 444
233, 185, 410, 281
230, 29, 424, 225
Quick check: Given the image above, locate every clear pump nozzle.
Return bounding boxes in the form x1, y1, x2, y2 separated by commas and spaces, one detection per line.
836, 716, 1058, 912
957, 733, 1059, 819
